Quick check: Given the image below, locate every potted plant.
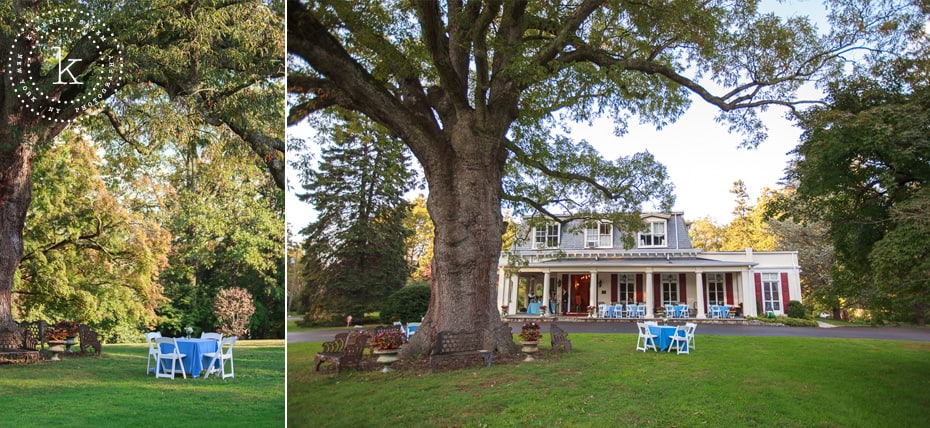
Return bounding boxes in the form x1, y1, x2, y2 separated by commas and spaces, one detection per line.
500, 305, 509, 317
539, 305, 547, 317
586, 305, 596, 317
55, 321, 79, 340
519, 322, 541, 361
371, 329, 406, 351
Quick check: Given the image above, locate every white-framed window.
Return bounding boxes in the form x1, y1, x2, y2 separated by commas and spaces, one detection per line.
618, 274, 636, 303
639, 219, 667, 247
585, 222, 613, 248
533, 223, 560, 249
706, 273, 725, 305
762, 273, 782, 313
661, 273, 678, 305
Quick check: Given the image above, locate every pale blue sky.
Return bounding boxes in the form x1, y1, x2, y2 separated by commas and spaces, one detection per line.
286, 0, 830, 234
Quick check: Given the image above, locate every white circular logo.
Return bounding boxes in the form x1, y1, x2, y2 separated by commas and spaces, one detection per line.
6, 7, 123, 123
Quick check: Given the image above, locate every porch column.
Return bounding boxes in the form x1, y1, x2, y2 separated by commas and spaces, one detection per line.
741, 268, 756, 317
542, 270, 551, 313
695, 271, 706, 318
589, 270, 598, 310
509, 274, 519, 315
645, 268, 654, 317
497, 271, 506, 309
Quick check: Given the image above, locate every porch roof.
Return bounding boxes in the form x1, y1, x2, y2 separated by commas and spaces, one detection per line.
520, 257, 756, 270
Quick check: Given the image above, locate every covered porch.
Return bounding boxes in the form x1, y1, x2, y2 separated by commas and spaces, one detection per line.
497, 254, 760, 319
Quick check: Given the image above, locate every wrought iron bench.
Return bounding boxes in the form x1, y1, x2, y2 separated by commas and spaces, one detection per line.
428, 331, 493, 374
314, 331, 368, 373
78, 324, 102, 356
0, 323, 40, 364
550, 323, 572, 352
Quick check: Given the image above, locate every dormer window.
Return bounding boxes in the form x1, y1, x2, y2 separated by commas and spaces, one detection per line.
533, 223, 560, 249
585, 222, 613, 248
639, 219, 666, 248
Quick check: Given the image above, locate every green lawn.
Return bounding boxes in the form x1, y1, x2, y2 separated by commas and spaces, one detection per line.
289, 334, 930, 427
1, 340, 284, 428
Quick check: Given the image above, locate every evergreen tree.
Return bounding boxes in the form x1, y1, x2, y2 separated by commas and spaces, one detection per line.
300, 114, 414, 323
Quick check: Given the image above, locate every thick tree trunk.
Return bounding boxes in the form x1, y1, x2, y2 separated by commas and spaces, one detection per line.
400, 127, 518, 357
0, 142, 34, 327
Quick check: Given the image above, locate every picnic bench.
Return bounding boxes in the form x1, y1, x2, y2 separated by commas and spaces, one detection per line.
314, 331, 368, 373
428, 331, 493, 374
550, 323, 572, 352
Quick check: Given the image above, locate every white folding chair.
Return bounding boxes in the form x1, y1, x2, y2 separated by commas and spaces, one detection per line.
635, 322, 657, 352
203, 336, 237, 379
201, 332, 223, 345
145, 331, 162, 375
685, 322, 697, 350
405, 322, 420, 339
154, 337, 187, 379
667, 325, 690, 354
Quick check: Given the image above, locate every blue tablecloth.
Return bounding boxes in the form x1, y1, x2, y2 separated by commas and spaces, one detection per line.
648, 325, 679, 351
159, 338, 218, 378
527, 302, 541, 314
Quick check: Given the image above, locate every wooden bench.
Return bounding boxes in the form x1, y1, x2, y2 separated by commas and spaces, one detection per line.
314, 331, 367, 373
428, 331, 492, 374
550, 323, 572, 352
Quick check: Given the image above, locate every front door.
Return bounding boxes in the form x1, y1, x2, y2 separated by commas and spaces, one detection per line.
570, 274, 590, 313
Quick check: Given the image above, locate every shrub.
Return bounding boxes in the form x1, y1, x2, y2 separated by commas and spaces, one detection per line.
749, 315, 819, 327
213, 287, 256, 337
787, 300, 806, 319
380, 282, 430, 323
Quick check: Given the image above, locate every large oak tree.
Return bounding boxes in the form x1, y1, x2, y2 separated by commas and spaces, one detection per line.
288, 0, 912, 356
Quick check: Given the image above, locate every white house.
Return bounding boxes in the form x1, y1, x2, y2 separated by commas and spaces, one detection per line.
497, 212, 801, 319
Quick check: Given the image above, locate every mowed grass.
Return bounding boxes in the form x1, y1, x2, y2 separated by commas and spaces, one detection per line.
0, 340, 284, 428
289, 334, 930, 427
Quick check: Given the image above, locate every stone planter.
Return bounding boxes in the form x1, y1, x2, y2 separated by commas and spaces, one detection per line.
373, 349, 400, 373
520, 341, 539, 362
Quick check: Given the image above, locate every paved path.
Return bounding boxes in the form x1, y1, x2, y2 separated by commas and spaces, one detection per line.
288, 321, 930, 343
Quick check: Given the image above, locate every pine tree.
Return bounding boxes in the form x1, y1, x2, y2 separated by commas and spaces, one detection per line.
300, 114, 414, 323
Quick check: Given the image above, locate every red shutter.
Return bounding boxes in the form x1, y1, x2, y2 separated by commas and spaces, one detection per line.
678, 273, 687, 303
611, 274, 618, 302
653, 273, 661, 305
636, 274, 644, 303
725, 273, 734, 305
780, 272, 790, 312
754, 272, 763, 314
